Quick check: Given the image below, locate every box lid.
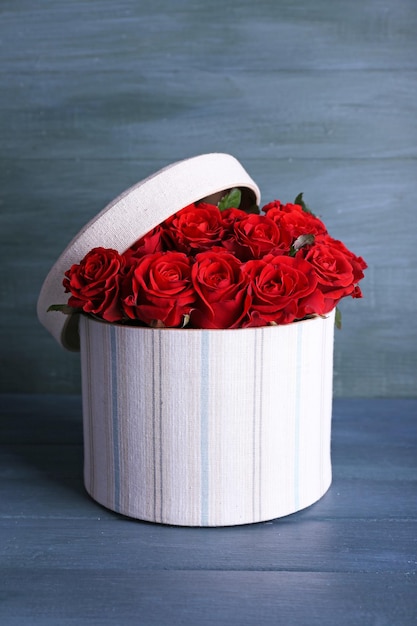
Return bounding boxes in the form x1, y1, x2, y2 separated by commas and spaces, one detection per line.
37, 153, 261, 350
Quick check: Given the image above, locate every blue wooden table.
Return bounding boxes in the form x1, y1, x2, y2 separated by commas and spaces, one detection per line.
1, 395, 416, 625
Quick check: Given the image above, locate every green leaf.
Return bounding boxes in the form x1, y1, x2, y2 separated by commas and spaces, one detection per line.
245, 203, 260, 215
294, 192, 315, 215
218, 188, 242, 211
47, 304, 79, 315
335, 307, 342, 330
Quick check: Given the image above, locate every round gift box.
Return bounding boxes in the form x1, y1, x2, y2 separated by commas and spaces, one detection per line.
79, 310, 334, 527
38, 152, 334, 526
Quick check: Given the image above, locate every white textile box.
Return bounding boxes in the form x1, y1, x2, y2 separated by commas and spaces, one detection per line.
38, 153, 334, 526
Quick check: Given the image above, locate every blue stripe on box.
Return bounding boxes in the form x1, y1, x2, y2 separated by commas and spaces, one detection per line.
200, 332, 210, 526
110, 325, 121, 513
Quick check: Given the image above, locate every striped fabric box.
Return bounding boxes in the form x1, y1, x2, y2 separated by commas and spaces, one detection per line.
38, 153, 334, 526
80, 311, 334, 526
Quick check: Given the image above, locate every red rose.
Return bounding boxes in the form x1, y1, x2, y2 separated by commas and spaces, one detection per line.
124, 225, 165, 261
220, 207, 248, 227
301, 235, 367, 312
190, 250, 251, 329
263, 201, 327, 240
63, 247, 125, 322
320, 236, 367, 285
242, 254, 318, 326
162, 202, 226, 254
121, 251, 195, 327
224, 213, 291, 260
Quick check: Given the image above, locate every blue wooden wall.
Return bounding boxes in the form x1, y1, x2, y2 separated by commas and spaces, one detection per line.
1, 0, 416, 397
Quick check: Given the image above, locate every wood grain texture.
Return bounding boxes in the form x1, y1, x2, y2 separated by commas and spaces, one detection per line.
1, 0, 417, 396
1, 571, 415, 626
0, 395, 416, 625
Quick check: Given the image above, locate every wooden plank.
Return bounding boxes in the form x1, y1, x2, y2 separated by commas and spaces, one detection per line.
1, 0, 416, 72
0, 394, 83, 445
2, 70, 416, 161
2, 570, 416, 626
1, 516, 416, 574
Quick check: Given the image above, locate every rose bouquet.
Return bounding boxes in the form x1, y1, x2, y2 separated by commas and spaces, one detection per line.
50, 190, 366, 330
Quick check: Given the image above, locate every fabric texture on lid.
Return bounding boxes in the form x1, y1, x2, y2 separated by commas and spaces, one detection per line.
37, 153, 260, 350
